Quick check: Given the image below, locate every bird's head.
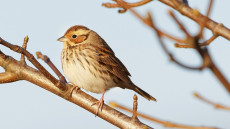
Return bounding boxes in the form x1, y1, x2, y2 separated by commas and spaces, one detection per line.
58, 25, 91, 47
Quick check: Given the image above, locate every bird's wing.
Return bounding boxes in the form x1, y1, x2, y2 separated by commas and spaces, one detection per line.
90, 44, 132, 85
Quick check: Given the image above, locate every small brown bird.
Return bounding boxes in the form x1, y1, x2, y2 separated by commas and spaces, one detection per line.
58, 25, 156, 114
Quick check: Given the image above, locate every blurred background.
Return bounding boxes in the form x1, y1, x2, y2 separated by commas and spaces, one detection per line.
0, 0, 230, 128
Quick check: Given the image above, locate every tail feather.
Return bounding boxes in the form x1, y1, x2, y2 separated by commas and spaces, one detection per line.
133, 85, 157, 101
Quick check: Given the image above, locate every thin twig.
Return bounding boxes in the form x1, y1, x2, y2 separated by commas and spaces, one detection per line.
159, 0, 230, 41
194, 92, 230, 111
102, 0, 153, 13
200, 35, 218, 47
36, 51, 67, 83
132, 94, 139, 121
175, 34, 218, 48
198, 0, 213, 39
209, 62, 230, 93
20, 36, 29, 64
110, 101, 218, 129
168, 10, 191, 38
147, 11, 205, 70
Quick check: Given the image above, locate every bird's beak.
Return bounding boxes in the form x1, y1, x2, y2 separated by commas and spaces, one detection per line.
57, 36, 68, 42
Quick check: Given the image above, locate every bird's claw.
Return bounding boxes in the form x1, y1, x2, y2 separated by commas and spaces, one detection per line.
70, 85, 80, 98
62, 84, 80, 99
91, 98, 104, 115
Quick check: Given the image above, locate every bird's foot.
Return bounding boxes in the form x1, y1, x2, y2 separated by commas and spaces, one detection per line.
70, 85, 80, 98
62, 84, 80, 99
91, 96, 104, 116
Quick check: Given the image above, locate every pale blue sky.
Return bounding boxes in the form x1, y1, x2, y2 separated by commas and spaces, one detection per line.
0, 0, 230, 129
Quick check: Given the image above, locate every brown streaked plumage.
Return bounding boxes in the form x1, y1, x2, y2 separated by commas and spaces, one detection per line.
58, 25, 156, 114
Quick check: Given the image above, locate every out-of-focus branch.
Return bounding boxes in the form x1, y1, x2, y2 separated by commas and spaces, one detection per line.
104, 0, 230, 43
103, 0, 152, 8
153, 9, 230, 94
103, 0, 188, 13
36, 51, 67, 83
0, 38, 153, 129
194, 92, 230, 111
110, 101, 218, 129
107, 0, 230, 94
102, 0, 153, 13
159, 0, 230, 41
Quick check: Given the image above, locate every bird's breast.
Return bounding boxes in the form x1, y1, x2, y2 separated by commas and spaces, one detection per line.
61, 48, 116, 93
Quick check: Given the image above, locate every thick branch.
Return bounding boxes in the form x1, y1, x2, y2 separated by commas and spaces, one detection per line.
0, 50, 153, 129
0, 72, 19, 83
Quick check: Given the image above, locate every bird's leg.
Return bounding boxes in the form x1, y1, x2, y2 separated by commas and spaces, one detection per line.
91, 90, 105, 115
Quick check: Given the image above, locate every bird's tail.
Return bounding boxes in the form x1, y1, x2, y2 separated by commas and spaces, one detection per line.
132, 85, 157, 101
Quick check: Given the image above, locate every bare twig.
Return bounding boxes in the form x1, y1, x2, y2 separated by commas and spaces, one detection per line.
209, 62, 230, 93
36, 51, 67, 83
20, 36, 29, 64
0, 37, 67, 91
159, 0, 230, 41
132, 94, 139, 121
194, 92, 230, 111
197, 0, 213, 39
147, 11, 206, 70
199, 34, 218, 47
175, 34, 218, 48
110, 101, 218, 129
102, 0, 153, 13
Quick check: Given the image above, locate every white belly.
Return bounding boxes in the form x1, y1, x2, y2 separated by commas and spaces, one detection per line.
61, 49, 116, 93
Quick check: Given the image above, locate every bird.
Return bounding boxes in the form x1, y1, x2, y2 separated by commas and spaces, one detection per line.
58, 25, 156, 114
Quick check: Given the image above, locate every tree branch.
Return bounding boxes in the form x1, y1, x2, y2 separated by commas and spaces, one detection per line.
102, 0, 153, 13
0, 40, 153, 129
36, 51, 67, 83
110, 101, 218, 129
20, 36, 29, 64
0, 72, 19, 83
0, 37, 67, 91
107, 0, 230, 94
104, 0, 230, 42
159, 0, 230, 41
194, 92, 230, 111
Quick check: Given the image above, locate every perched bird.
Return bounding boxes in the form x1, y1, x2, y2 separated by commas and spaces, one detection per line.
58, 25, 156, 114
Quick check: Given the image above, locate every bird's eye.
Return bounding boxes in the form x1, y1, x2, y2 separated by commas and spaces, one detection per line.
72, 34, 77, 39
